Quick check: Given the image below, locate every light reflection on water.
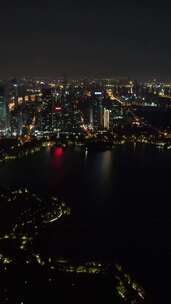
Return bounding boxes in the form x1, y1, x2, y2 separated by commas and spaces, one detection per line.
51, 148, 64, 169
0, 146, 171, 253
0, 146, 171, 304
84, 151, 114, 203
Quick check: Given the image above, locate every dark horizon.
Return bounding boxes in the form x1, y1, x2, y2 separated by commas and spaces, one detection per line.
0, 0, 171, 80
1, 75, 171, 83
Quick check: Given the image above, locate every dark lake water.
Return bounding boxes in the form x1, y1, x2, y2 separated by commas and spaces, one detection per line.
0, 144, 171, 301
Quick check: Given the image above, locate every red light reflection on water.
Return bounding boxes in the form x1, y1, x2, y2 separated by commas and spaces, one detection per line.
55, 147, 63, 157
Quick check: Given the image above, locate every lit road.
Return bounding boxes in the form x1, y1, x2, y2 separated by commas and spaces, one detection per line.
159, 94, 171, 100
111, 94, 141, 123
112, 95, 125, 105
111, 94, 162, 136
49, 209, 63, 223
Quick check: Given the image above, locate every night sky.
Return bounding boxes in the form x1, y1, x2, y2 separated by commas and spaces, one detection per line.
0, 0, 171, 79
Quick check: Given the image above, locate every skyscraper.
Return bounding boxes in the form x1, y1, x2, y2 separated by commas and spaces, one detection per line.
0, 83, 8, 136
103, 108, 110, 129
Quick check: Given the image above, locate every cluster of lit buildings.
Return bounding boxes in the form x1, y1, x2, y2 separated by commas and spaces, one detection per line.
0, 78, 129, 137
0, 77, 171, 140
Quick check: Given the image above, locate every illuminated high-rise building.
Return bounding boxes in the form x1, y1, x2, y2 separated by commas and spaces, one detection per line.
38, 88, 54, 132
0, 84, 8, 136
8, 78, 19, 106
103, 108, 110, 129
89, 107, 93, 127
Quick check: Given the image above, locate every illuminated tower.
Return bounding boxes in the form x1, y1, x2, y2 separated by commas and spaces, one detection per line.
89, 107, 93, 127
8, 78, 19, 106
129, 81, 133, 94
0, 84, 8, 136
103, 108, 110, 129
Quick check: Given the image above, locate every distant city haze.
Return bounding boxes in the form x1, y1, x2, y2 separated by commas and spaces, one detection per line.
0, 0, 171, 79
